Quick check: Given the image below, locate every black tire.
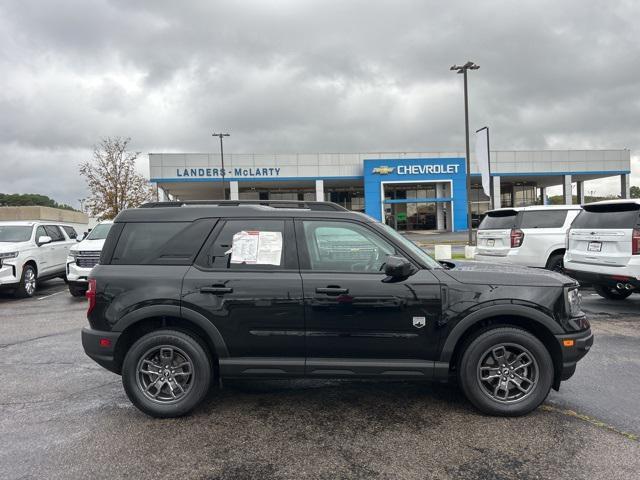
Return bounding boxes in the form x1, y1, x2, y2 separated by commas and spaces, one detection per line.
14, 264, 37, 298
545, 253, 564, 273
593, 284, 632, 300
458, 327, 553, 417
122, 329, 212, 418
68, 285, 87, 297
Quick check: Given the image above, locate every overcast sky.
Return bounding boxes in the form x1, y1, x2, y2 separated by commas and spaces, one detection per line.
1, 0, 638, 207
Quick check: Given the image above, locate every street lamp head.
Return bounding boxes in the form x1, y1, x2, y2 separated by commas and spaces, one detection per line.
450, 62, 480, 72
212, 132, 230, 137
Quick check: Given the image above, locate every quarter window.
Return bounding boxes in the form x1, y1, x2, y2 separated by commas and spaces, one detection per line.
62, 226, 78, 239
302, 220, 396, 272
520, 210, 567, 229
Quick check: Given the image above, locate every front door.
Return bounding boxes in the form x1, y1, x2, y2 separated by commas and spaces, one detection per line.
296, 219, 442, 376
182, 218, 305, 377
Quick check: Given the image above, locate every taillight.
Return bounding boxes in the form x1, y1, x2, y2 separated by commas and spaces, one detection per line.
510, 228, 524, 248
632, 228, 640, 255
86, 278, 96, 315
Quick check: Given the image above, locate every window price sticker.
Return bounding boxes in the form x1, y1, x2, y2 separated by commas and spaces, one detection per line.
230, 231, 282, 265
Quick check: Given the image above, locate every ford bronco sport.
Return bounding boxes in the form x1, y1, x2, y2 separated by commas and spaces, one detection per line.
82, 201, 592, 417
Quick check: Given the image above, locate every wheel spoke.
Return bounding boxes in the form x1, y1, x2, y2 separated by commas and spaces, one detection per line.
491, 346, 509, 366
137, 345, 194, 403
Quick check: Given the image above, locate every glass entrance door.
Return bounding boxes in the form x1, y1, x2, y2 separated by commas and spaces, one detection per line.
383, 182, 451, 232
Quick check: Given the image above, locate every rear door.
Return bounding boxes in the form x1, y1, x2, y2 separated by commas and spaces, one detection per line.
182, 217, 305, 376
476, 210, 520, 256
568, 204, 640, 266
43, 225, 68, 272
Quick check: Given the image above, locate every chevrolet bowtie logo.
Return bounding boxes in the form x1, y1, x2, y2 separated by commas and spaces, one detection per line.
372, 166, 395, 175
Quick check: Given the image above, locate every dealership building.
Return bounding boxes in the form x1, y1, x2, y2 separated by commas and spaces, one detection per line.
150, 149, 631, 232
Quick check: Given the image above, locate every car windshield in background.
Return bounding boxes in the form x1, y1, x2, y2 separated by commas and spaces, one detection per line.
520, 210, 567, 229
478, 211, 518, 230
572, 204, 640, 229
86, 223, 113, 240
378, 223, 442, 269
0, 226, 32, 242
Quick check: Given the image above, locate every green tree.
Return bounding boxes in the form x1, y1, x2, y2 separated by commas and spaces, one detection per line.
0, 193, 76, 210
630, 186, 639, 198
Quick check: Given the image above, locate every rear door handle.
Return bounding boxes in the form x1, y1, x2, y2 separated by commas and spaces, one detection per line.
200, 286, 233, 294
316, 286, 348, 295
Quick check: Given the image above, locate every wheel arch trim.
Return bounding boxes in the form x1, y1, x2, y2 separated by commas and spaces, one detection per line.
439, 304, 563, 364
114, 305, 229, 358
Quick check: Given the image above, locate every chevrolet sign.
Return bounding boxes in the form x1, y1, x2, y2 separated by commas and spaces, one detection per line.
372, 166, 395, 175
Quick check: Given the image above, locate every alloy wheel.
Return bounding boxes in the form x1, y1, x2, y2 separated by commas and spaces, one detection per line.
135, 345, 194, 404
24, 268, 36, 296
476, 343, 539, 403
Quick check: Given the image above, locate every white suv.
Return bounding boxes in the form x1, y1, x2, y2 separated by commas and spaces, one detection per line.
565, 200, 640, 300
0, 221, 78, 297
66, 221, 113, 297
475, 205, 581, 271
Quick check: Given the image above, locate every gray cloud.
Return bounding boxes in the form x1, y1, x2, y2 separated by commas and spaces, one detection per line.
0, 0, 638, 206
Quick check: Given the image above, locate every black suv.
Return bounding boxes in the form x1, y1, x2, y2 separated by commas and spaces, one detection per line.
82, 202, 592, 418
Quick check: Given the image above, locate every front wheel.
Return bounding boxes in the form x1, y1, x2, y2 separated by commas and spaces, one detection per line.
122, 330, 212, 418
594, 284, 632, 300
458, 327, 553, 417
14, 264, 37, 298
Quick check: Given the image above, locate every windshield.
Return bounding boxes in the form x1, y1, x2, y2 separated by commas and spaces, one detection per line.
378, 223, 442, 269
86, 223, 113, 240
0, 225, 32, 242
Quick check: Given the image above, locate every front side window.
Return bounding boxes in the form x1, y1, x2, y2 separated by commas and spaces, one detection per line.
0, 226, 32, 242
44, 225, 64, 242
204, 219, 288, 270
302, 220, 396, 272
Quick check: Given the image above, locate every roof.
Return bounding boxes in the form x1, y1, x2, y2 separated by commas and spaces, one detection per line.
486, 204, 582, 214
115, 204, 373, 223
582, 199, 640, 207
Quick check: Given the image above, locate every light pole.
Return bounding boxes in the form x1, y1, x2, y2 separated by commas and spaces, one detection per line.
451, 61, 480, 245
212, 132, 230, 200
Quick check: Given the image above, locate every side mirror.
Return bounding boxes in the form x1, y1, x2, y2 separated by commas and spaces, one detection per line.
384, 255, 413, 278
37, 235, 52, 246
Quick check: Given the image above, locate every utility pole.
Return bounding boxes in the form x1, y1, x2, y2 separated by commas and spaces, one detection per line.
212, 132, 230, 200
451, 61, 480, 245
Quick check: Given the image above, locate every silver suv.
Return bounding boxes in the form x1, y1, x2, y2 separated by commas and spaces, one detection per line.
564, 200, 640, 300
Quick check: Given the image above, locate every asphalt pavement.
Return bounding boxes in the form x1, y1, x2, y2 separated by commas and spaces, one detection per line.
0, 279, 639, 480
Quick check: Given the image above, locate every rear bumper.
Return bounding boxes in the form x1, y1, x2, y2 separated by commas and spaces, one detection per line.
475, 251, 544, 268
555, 328, 593, 383
81, 327, 121, 374
564, 268, 640, 289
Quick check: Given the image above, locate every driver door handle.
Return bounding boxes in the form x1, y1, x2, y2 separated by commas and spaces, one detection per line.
316, 286, 348, 295
200, 286, 233, 294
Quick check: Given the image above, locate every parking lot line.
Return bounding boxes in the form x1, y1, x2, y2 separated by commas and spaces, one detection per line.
37, 291, 64, 300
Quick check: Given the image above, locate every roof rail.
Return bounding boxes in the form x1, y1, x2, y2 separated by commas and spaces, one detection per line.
139, 200, 349, 212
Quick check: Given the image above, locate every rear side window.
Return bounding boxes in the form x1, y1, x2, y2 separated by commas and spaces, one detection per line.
62, 226, 77, 239
572, 204, 640, 229
201, 219, 291, 270
479, 211, 519, 229
520, 210, 567, 229
110, 219, 215, 265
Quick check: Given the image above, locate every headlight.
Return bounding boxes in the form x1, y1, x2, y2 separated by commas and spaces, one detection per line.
0, 251, 19, 259
567, 287, 582, 316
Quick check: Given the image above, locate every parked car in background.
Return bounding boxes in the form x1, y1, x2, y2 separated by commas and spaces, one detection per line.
82, 202, 591, 418
67, 220, 113, 297
475, 205, 581, 272
0, 221, 77, 297
565, 200, 640, 300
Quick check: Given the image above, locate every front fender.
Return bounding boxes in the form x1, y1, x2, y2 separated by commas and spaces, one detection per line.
439, 304, 563, 363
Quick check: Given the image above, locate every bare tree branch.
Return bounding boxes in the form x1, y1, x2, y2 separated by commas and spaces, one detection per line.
80, 137, 152, 219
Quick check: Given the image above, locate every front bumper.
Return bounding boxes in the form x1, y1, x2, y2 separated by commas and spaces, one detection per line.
66, 262, 92, 283
564, 268, 640, 289
555, 328, 593, 384
0, 262, 19, 288
81, 327, 122, 374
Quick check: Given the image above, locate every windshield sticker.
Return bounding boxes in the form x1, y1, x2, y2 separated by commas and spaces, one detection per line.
230, 231, 283, 265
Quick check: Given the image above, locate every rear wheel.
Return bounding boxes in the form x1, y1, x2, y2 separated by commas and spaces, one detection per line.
122, 330, 212, 418
593, 284, 632, 300
545, 253, 564, 273
458, 327, 553, 417
14, 264, 37, 298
